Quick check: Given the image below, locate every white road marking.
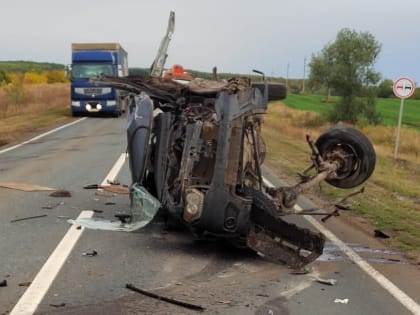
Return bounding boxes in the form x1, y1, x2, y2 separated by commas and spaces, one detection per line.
0, 117, 87, 155
10, 153, 127, 315
263, 177, 420, 315
101, 153, 127, 186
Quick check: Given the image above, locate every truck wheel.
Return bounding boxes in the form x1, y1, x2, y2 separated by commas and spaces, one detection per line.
315, 126, 376, 188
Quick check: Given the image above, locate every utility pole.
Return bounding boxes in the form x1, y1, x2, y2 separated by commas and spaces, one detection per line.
286, 62, 290, 90
302, 57, 306, 93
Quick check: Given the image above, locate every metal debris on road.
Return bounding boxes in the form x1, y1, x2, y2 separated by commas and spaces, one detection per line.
82, 250, 98, 257
0, 280, 7, 287
291, 268, 310, 275
83, 183, 128, 194
49, 190, 72, 197
125, 283, 205, 312
334, 298, 349, 304
18, 282, 31, 287
107, 179, 121, 185
374, 229, 390, 239
0, 182, 55, 192
42, 201, 64, 209
83, 184, 100, 189
11, 214, 47, 223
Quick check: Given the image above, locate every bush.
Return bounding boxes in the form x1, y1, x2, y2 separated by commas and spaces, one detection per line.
46, 70, 67, 83
4, 74, 27, 105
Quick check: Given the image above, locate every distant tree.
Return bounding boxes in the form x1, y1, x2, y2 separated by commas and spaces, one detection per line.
377, 79, 394, 98
309, 28, 382, 123
308, 45, 334, 102
413, 88, 420, 100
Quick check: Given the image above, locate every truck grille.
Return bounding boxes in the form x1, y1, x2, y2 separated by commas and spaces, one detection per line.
84, 88, 103, 94
74, 87, 112, 95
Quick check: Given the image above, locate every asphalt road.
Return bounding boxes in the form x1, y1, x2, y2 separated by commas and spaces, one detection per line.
0, 116, 419, 315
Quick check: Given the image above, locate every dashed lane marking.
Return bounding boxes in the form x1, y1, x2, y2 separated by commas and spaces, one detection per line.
10, 153, 127, 315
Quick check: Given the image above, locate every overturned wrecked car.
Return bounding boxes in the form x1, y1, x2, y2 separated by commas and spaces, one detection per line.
72, 12, 376, 268
92, 73, 375, 269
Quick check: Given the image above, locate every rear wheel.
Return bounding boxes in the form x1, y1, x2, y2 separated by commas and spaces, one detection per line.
315, 126, 376, 188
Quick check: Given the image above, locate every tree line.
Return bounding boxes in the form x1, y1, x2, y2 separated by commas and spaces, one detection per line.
308, 28, 419, 124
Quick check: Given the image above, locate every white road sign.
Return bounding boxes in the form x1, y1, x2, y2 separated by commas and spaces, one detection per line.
393, 77, 415, 99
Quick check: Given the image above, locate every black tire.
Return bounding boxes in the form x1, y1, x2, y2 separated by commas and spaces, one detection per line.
315, 126, 376, 188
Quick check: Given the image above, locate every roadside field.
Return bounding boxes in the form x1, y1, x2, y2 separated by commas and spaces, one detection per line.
0, 83, 71, 146
284, 93, 420, 130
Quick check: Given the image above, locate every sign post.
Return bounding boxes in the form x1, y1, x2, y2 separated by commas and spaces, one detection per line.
393, 77, 415, 159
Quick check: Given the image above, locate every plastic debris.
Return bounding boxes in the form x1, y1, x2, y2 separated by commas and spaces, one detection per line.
19, 282, 31, 287
334, 298, 349, 304
315, 277, 337, 286
0, 280, 7, 287
82, 250, 98, 257
68, 184, 160, 232
83, 184, 100, 189
0, 182, 55, 192
50, 190, 72, 197
42, 201, 64, 209
374, 229, 390, 239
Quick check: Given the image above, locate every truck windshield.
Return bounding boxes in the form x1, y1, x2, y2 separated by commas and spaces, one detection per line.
72, 64, 114, 79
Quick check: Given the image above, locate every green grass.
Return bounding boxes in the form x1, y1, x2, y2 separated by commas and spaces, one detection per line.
283, 94, 420, 130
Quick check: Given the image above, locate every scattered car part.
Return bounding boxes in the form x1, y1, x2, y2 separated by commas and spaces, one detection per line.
18, 282, 31, 287
82, 250, 98, 257
0, 182, 55, 192
374, 229, 391, 239
125, 283, 205, 312
69, 184, 160, 232
11, 214, 47, 223
314, 277, 337, 286
49, 190, 72, 197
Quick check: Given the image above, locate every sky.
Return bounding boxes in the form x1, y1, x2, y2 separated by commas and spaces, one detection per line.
1, 0, 419, 84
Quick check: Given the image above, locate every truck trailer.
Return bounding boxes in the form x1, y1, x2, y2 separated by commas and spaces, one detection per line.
70, 43, 128, 116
